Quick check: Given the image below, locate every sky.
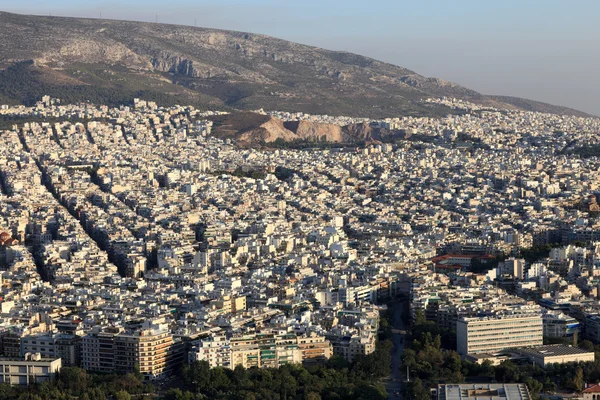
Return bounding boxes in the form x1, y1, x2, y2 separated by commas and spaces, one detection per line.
3, 0, 599, 115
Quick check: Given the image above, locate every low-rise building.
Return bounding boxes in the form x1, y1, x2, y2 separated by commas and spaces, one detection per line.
0, 353, 61, 385
511, 345, 595, 367
435, 383, 531, 400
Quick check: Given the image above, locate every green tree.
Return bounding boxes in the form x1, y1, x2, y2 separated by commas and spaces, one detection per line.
114, 390, 131, 400
525, 377, 543, 399
185, 361, 211, 393
355, 383, 387, 400
407, 377, 430, 400
572, 367, 584, 392
304, 391, 322, 400
57, 367, 90, 395
495, 361, 519, 383
580, 340, 595, 352
209, 367, 231, 392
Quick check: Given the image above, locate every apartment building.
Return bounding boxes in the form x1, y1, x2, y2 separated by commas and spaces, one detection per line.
542, 312, 580, 338
188, 335, 231, 368
229, 336, 261, 369
0, 353, 61, 386
20, 333, 81, 367
584, 314, 600, 343
457, 310, 543, 355
82, 321, 183, 380
329, 330, 376, 363
231, 333, 302, 369
190, 332, 324, 369
117, 321, 181, 380
297, 333, 333, 365
81, 327, 119, 373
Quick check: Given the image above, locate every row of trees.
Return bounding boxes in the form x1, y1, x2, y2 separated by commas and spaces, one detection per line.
0, 316, 394, 400
170, 338, 393, 400
210, 167, 267, 180
0, 367, 151, 400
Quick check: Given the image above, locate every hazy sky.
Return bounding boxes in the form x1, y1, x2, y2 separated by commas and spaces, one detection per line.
4, 0, 599, 115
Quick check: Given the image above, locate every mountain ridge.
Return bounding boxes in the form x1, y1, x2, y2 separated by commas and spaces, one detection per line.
0, 11, 593, 118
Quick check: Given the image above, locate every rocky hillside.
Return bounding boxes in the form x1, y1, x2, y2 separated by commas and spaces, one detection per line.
0, 11, 592, 118
208, 112, 394, 146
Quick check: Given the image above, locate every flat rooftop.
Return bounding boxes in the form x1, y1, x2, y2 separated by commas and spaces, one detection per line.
511, 345, 593, 358
438, 383, 530, 400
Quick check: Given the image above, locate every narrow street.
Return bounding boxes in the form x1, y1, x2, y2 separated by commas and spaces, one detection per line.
385, 299, 407, 399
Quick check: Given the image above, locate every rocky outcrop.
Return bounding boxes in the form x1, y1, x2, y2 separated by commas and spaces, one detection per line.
284, 121, 348, 142
237, 117, 298, 144
211, 113, 394, 145
40, 38, 150, 69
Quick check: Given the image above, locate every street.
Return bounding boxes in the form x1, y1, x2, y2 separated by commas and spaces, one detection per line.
385, 299, 407, 399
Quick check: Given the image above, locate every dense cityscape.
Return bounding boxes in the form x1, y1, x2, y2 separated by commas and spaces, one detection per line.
1, 95, 600, 399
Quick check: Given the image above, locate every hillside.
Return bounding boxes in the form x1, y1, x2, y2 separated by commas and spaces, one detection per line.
488, 95, 594, 118
0, 11, 591, 118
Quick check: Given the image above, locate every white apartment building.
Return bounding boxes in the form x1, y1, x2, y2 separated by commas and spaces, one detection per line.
542, 312, 580, 338
189, 332, 326, 369
189, 335, 231, 368
0, 353, 61, 385
457, 310, 543, 355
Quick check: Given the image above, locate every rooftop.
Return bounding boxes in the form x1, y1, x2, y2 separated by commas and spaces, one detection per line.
438, 384, 530, 400
511, 344, 594, 358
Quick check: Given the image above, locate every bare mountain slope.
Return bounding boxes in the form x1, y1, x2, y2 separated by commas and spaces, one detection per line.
488, 95, 594, 118
0, 11, 591, 118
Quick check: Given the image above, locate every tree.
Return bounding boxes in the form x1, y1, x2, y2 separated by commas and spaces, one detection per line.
304, 392, 322, 400
114, 391, 131, 400
480, 360, 495, 379
572, 367, 584, 392
326, 355, 349, 370
355, 383, 387, 400
407, 377, 430, 400
164, 388, 194, 400
185, 361, 211, 393
580, 340, 594, 352
17, 394, 43, 400
495, 361, 519, 383
232, 365, 250, 388
543, 377, 557, 393
433, 335, 442, 350
57, 367, 90, 395
209, 367, 232, 392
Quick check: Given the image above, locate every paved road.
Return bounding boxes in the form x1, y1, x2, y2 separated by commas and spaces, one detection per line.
385, 299, 407, 399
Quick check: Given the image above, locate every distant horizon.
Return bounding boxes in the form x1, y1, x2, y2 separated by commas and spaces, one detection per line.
2, 0, 599, 116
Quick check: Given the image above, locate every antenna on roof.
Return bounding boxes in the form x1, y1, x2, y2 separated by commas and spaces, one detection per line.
156, 14, 158, 23
194, 18, 197, 27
